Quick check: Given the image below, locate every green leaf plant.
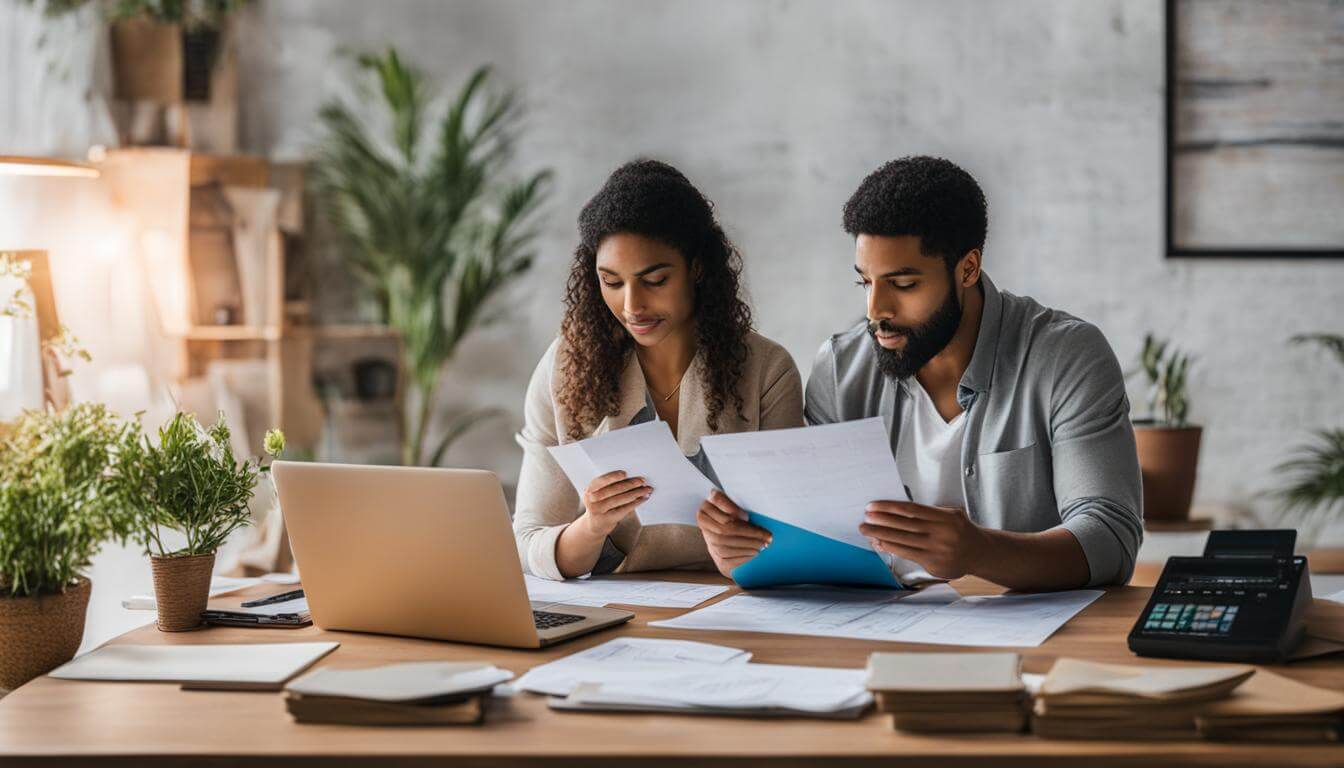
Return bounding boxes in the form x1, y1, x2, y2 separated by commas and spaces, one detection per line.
314, 48, 551, 466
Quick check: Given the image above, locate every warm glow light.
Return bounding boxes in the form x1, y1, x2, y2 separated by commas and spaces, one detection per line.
0, 156, 100, 179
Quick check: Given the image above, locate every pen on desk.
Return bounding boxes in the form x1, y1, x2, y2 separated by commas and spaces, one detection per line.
240, 588, 304, 607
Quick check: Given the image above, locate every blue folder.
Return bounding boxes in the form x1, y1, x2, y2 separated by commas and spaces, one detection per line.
729, 512, 903, 590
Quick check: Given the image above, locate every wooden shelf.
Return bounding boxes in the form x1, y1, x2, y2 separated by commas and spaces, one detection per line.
174, 324, 396, 342
177, 325, 282, 342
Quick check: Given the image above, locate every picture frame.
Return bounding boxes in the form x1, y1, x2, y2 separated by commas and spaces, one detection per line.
1164, 0, 1344, 259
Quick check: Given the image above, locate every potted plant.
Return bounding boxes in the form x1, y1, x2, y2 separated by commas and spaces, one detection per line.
110, 412, 283, 632
0, 404, 135, 691
313, 48, 552, 466
1129, 334, 1201, 524
1274, 333, 1344, 537
27, 0, 251, 147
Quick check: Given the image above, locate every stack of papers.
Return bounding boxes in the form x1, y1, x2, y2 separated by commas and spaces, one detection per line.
650, 584, 1103, 648
548, 421, 714, 526
201, 595, 311, 627
48, 642, 339, 691
516, 637, 869, 718
866, 652, 1027, 733
284, 662, 513, 726
1196, 668, 1344, 742
524, 575, 728, 608
516, 637, 751, 696
555, 663, 872, 719
1032, 658, 1254, 740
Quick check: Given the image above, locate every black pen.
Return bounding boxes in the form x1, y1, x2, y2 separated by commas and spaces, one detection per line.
240, 588, 305, 607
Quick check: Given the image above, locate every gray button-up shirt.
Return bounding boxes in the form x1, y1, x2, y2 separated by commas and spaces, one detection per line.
803, 272, 1143, 586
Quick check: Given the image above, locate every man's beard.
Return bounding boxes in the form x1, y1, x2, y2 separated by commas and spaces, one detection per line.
867, 285, 963, 381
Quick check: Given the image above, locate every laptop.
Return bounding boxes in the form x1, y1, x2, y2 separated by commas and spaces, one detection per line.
271, 461, 634, 648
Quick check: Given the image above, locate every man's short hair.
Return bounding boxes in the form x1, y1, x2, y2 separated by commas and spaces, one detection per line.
842, 155, 988, 270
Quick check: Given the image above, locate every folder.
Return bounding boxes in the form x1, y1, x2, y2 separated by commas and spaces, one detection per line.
730, 512, 901, 590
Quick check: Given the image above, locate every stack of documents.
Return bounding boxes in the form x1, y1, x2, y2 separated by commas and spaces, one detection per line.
1195, 668, 1344, 742
201, 594, 311, 627
48, 642, 339, 691
524, 575, 728, 608
1031, 658, 1254, 740
650, 583, 1104, 648
284, 662, 513, 726
865, 652, 1027, 733
516, 637, 870, 718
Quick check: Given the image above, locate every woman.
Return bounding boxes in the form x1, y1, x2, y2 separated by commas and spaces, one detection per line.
513, 159, 802, 580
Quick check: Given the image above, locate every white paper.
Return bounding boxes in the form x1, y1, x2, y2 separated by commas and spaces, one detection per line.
122, 574, 300, 611
569, 663, 871, 714
1325, 588, 1344, 605
650, 584, 1103, 648
122, 576, 264, 611
515, 637, 751, 696
547, 420, 715, 526
287, 662, 513, 702
220, 596, 308, 617
699, 417, 909, 552
889, 590, 1105, 647
525, 574, 728, 608
49, 642, 339, 686
650, 583, 957, 640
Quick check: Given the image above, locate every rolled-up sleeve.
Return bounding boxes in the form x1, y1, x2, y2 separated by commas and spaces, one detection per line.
512, 342, 582, 581
1048, 322, 1144, 586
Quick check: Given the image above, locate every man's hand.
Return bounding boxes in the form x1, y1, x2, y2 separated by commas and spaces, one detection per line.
696, 490, 772, 578
859, 500, 990, 580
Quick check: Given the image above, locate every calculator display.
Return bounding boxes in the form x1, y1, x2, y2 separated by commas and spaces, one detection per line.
1136, 556, 1304, 645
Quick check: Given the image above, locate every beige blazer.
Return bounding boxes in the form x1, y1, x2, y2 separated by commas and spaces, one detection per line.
513, 331, 804, 580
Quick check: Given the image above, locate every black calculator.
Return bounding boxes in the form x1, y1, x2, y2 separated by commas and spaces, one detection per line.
1127, 530, 1312, 663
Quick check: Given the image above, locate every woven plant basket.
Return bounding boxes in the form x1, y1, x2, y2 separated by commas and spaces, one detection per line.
0, 578, 92, 692
150, 552, 215, 632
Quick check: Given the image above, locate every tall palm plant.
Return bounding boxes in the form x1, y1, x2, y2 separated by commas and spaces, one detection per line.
314, 49, 550, 466
1275, 333, 1344, 533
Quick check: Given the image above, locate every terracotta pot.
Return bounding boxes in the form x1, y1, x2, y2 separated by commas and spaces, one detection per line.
0, 578, 92, 692
150, 552, 216, 632
1134, 424, 1203, 523
109, 18, 183, 102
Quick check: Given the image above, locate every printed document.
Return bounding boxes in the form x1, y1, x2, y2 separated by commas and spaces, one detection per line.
549, 420, 714, 526
525, 575, 728, 608
650, 584, 1104, 648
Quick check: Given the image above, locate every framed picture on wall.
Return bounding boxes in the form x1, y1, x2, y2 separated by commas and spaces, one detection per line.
1165, 0, 1344, 259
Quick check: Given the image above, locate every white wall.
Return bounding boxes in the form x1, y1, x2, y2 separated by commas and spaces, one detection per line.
4, 0, 1342, 526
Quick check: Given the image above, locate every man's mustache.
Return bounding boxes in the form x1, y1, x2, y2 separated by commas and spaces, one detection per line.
867, 318, 911, 336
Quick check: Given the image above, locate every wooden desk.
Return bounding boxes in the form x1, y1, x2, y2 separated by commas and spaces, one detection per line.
3, 573, 1343, 767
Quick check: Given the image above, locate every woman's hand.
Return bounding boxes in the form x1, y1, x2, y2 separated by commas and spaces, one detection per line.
696, 489, 772, 578
579, 470, 652, 538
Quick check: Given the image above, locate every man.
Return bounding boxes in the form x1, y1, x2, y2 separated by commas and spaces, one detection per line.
698, 156, 1142, 590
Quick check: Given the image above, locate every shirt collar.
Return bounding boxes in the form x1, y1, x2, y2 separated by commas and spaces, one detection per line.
957, 271, 1003, 407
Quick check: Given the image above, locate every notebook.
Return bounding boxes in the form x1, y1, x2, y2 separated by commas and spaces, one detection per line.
48, 642, 339, 691
283, 661, 513, 726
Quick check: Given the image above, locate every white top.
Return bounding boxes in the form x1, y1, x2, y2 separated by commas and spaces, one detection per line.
896, 378, 969, 510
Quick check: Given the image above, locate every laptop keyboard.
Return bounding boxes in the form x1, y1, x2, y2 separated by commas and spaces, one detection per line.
533, 609, 585, 630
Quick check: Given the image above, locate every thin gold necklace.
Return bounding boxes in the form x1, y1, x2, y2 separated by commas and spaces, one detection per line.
648, 379, 682, 402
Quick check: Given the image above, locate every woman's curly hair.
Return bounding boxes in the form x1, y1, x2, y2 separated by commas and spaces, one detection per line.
558, 159, 753, 440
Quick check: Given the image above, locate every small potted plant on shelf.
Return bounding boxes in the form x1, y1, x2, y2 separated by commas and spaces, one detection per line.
1129, 334, 1202, 524
111, 412, 283, 632
0, 404, 135, 691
